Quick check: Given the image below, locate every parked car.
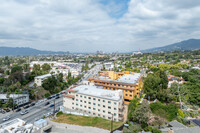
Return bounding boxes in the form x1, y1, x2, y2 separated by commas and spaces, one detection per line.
24, 105, 30, 109
5, 108, 10, 112
55, 96, 60, 99
45, 102, 50, 106
3, 116, 10, 121
49, 104, 54, 107
30, 102, 35, 106
15, 108, 21, 112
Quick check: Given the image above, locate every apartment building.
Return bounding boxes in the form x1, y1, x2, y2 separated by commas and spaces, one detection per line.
99, 71, 129, 80
0, 94, 29, 106
34, 74, 51, 86
63, 85, 124, 122
89, 73, 143, 104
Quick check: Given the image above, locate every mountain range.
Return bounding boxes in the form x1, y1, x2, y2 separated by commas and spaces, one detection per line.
142, 39, 200, 53
0, 39, 199, 56
0, 47, 69, 56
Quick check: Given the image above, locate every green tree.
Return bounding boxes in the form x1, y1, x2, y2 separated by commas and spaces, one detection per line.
132, 101, 151, 126
42, 63, 51, 72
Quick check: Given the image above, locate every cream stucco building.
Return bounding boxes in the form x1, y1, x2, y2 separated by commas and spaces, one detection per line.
63, 85, 125, 121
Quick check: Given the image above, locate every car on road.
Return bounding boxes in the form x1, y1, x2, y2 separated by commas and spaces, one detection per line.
20, 110, 29, 115
30, 102, 35, 106
47, 96, 52, 100
24, 105, 30, 109
15, 108, 21, 112
49, 104, 54, 107
45, 102, 50, 106
3, 116, 10, 121
55, 96, 59, 99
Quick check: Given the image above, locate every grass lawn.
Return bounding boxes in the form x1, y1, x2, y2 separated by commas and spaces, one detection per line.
53, 112, 124, 130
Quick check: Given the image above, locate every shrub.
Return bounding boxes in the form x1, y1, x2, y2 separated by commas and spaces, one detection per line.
152, 128, 162, 133
150, 102, 178, 121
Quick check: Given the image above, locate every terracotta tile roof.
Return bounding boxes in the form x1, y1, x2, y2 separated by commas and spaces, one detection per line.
63, 94, 75, 99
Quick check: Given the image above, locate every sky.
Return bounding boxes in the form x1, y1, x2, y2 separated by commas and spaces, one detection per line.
0, 0, 200, 53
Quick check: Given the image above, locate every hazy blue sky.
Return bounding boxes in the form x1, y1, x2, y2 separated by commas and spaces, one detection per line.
0, 0, 200, 52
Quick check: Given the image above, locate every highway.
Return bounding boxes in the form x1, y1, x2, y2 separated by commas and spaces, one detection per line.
0, 97, 63, 124
0, 64, 101, 124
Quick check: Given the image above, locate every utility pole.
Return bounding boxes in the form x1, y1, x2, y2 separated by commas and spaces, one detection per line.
53, 98, 56, 117
177, 84, 182, 110
111, 114, 113, 133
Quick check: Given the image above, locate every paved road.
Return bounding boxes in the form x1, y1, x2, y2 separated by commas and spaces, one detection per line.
0, 97, 63, 124
81, 64, 102, 82
0, 65, 101, 124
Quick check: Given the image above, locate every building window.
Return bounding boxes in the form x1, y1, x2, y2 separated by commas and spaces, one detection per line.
125, 90, 127, 92
103, 105, 105, 108
76, 104, 78, 106
130, 95, 132, 97
130, 91, 132, 93
98, 99, 100, 102
89, 102, 91, 104
76, 95, 78, 97
98, 114, 100, 116
103, 110, 105, 113
76, 99, 78, 101
103, 100, 105, 102
114, 102, 117, 105
84, 101, 86, 103
88, 97, 91, 99
114, 118, 116, 121
80, 100, 82, 102
114, 108, 117, 110
72, 107, 74, 109
93, 108, 96, 110
93, 113, 96, 115
125, 94, 128, 96
84, 96, 86, 98
108, 106, 111, 109
93, 98, 96, 100
80, 105, 82, 107
98, 109, 100, 112
89, 107, 91, 109
113, 88, 115, 90
98, 104, 100, 107
114, 113, 116, 116
108, 112, 111, 114
84, 106, 87, 108
72, 102, 74, 105
108, 101, 111, 104
93, 103, 96, 105
80, 95, 82, 98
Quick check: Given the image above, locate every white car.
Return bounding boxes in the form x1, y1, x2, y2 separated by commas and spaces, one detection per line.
20, 110, 29, 115
3, 116, 10, 121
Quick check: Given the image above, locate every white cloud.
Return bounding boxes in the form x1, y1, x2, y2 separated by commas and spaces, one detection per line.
0, 0, 199, 52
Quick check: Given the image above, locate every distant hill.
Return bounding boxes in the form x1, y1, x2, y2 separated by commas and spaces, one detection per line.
142, 39, 200, 53
0, 47, 69, 56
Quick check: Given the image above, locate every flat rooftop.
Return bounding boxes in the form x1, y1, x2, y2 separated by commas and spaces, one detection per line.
96, 73, 141, 84
0, 94, 28, 99
72, 85, 123, 101
116, 73, 141, 84
35, 74, 51, 79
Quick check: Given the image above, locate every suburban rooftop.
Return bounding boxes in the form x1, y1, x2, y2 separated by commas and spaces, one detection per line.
35, 74, 52, 79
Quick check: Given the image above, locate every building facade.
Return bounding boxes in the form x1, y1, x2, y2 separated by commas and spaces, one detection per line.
89, 73, 143, 104
34, 74, 52, 86
0, 94, 29, 106
63, 85, 125, 122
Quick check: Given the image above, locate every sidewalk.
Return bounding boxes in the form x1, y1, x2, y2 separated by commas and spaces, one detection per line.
47, 119, 110, 133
